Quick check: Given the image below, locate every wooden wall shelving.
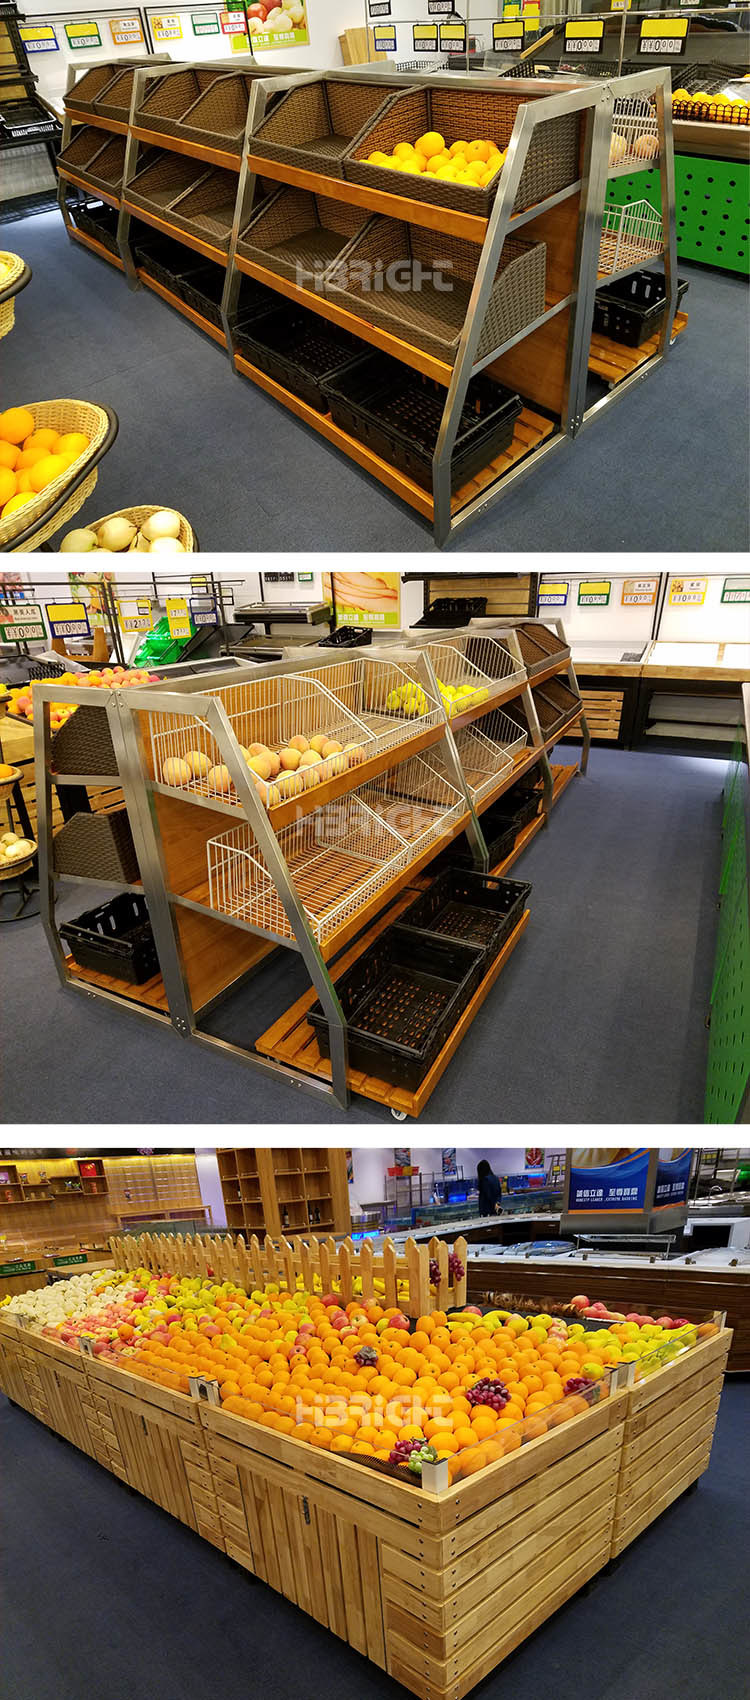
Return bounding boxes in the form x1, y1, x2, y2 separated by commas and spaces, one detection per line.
217, 1149, 351, 1240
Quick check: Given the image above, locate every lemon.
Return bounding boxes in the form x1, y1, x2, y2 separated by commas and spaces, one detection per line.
415, 130, 445, 160
393, 141, 417, 160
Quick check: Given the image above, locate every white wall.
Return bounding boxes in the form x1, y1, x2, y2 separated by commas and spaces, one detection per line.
659, 574, 750, 646
195, 1147, 226, 1227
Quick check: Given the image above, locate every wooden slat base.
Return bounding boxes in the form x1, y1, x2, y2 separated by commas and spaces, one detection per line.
578, 687, 624, 740
66, 957, 169, 1013
589, 310, 688, 385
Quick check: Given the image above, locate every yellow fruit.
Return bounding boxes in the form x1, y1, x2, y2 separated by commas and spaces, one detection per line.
435, 164, 457, 180
29, 453, 68, 493
393, 142, 416, 160
401, 156, 425, 173
672, 90, 690, 101
1, 491, 35, 519
415, 130, 445, 160
367, 151, 391, 166
449, 140, 469, 158
0, 467, 17, 506
0, 407, 35, 445
16, 443, 49, 470
0, 442, 19, 471
23, 427, 60, 455
465, 161, 487, 183
16, 470, 33, 493
465, 139, 490, 164
56, 432, 90, 460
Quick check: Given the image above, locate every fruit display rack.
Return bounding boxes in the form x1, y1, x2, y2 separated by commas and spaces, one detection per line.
33, 624, 588, 1117
0, 1276, 732, 1700
56, 54, 170, 272
54, 61, 683, 547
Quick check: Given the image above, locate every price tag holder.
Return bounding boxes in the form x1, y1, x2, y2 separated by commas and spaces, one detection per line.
65, 21, 102, 48
578, 580, 611, 607
189, 597, 218, 627
116, 597, 152, 634
192, 11, 220, 33
151, 14, 183, 40
639, 16, 688, 54
0, 603, 47, 643
78, 1335, 96, 1356
109, 16, 144, 43
368, 0, 391, 14
668, 576, 706, 606
721, 576, 750, 604
564, 19, 604, 55
492, 19, 524, 52
413, 23, 438, 52
439, 21, 467, 52
428, 0, 454, 12
538, 581, 569, 607
189, 1376, 221, 1404
166, 597, 193, 639
19, 24, 58, 51
220, 9, 247, 32
373, 22, 396, 51
610, 0, 631, 12
622, 578, 658, 607
45, 601, 91, 639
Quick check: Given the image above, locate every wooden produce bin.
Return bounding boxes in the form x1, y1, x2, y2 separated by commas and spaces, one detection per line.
0, 1316, 50, 1423
199, 1388, 628, 1700
84, 1356, 221, 1545
21, 1329, 102, 1462
611, 1325, 732, 1560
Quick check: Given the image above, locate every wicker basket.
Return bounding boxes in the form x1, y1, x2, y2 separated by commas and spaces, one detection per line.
328, 221, 546, 365
167, 167, 245, 251
177, 72, 258, 154
0, 252, 31, 340
94, 66, 139, 123
53, 810, 139, 884
346, 86, 581, 218
0, 398, 114, 553
134, 68, 228, 138
64, 63, 121, 116
0, 765, 21, 805
50, 704, 117, 779
250, 78, 395, 180
126, 151, 209, 215
0, 840, 37, 879
79, 135, 127, 199
237, 186, 369, 285
82, 504, 197, 552
57, 126, 111, 174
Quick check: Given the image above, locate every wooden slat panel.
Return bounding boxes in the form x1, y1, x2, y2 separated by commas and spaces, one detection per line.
316, 1506, 349, 1642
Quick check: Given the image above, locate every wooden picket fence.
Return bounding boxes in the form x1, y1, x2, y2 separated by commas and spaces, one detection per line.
109, 1231, 468, 1318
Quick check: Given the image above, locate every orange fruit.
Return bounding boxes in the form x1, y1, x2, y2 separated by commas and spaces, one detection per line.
0, 441, 19, 470
433, 1432, 459, 1455
0, 407, 35, 445
0, 467, 17, 506
453, 1426, 475, 1450
29, 453, 68, 493
56, 431, 90, 460
331, 1435, 354, 1452
23, 427, 60, 455
1, 492, 34, 518
350, 1440, 374, 1455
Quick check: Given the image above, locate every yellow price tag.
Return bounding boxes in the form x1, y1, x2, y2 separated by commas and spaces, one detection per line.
166, 597, 192, 639
578, 580, 611, 606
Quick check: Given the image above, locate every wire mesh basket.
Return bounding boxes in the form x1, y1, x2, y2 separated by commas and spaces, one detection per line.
418, 634, 525, 715
207, 797, 410, 945
430, 707, 527, 805
599, 199, 663, 277
148, 672, 376, 808
609, 96, 659, 174
301, 655, 443, 754
357, 755, 464, 855
249, 78, 394, 180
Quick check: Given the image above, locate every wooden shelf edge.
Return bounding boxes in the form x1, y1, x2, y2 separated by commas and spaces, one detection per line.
67, 226, 124, 271
133, 125, 241, 172
589, 310, 688, 385
246, 152, 489, 244
58, 167, 121, 210
123, 201, 228, 267
73, 110, 128, 136
137, 270, 227, 346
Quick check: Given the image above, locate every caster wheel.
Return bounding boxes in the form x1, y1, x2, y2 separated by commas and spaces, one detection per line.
391, 1109, 407, 1122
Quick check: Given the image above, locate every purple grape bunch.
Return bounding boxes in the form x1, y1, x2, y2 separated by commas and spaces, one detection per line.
563, 1375, 595, 1397
467, 1377, 509, 1411
388, 1437, 425, 1465
354, 1345, 378, 1368
428, 1252, 465, 1288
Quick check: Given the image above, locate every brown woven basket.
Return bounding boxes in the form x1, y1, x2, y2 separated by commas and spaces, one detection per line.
94, 66, 138, 123
177, 72, 256, 154
0, 252, 31, 341
64, 63, 120, 115
84, 504, 197, 552
327, 221, 546, 365
50, 704, 118, 779
134, 68, 228, 138
57, 126, 110, 173
53, 811, 139, 883
126, 151, 209, 214
80, 135, 127, 198
0, 398, 111, 552
250, 78, 396, 180
345, 86, 581, 218
237, 187, 369, 286
167, 169, 238, 250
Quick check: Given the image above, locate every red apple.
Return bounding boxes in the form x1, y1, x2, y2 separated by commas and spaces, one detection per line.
571, 1295, 590, 1311
656, 1316, 675, 1329
247, 2, 267, 17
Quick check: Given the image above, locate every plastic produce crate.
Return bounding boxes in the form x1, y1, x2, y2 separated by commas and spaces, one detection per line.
134, 68, 227, 138
234, 304, 369, 412
318, 627, 373, 648
346, 85, 581, 218
593, 272, 689, 348
133, 231, 201, 293
52, 810, 140, 884
167, 167, 239, 251
60, 892, 159, 984
399, 868, 531, 959
249, 78, 393, 180
309, 926, 485, 1090
71, 201, 121, 257
327, 223, 546, 365
237, 186, 368, 286
323, 355, 523, 492
414, 596, 488, 628
177, 261, 227, 327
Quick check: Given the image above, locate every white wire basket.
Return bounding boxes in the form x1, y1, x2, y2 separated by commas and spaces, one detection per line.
418, 634, 525, 716
148, 673, 375, 808
427, 708, 528, 805
599, 199, 664, 277
303, 656, 443, 754
609, 97, 660, 175
357, 756, 464, 855
207, 797, 410, 946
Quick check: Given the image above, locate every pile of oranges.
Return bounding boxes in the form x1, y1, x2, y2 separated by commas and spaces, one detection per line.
0, 407, 91, 522
124, 1287, 607, 1482
364, 131, 507, 190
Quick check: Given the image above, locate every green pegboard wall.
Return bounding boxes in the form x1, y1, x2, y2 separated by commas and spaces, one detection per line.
705, 883, 749, 1122
712, 809, 746, 1004
605, 155, 749, 277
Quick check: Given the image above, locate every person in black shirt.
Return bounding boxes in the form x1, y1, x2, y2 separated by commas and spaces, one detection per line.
477, 1160, 502, 1217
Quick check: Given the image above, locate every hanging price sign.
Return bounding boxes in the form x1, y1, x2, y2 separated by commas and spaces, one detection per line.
220, 9, 247, 32
622, 578, 658, 606
166, 597, 192, 639
19, 24, 58, 51
413, 23, 438, 52
639, 17, 688, 54
116, 598, 153, 634
493, 19, 524, 51
564, 19, 604, 54
151, 14, 183, 40
189, 597, 218, 627
610, 0, 631, 11
0, 603, 47, 643
428, 0, 454, 11
65, 21, 102, 48
368, 0, 391, 13
373, 22, 396, 50
538, 581, 569, 608
721, 576, 750, 604
439, 21, 467, 51
192, 11, 220, 32
110, 17, 144, 42
45, 601, 91, 638
578, 580, 611, 607
668, 576, 706, 606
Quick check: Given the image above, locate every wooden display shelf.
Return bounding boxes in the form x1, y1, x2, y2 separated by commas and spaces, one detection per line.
256, 901, 529, 1119
137, 270, 227, 348
133, 124, 241, 173
67, 226, 125, 271
589, 310, 688, 385
58, 166, 120, 210
65, 956, 169, 1014
123, 200, 227, 267
234, 349, 554, 523
75, 110, 129, 137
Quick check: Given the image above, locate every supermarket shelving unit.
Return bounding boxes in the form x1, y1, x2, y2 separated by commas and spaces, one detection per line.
217, 1147, 350, 1237
33, 626, 588, 1118
56, 54, 170, 271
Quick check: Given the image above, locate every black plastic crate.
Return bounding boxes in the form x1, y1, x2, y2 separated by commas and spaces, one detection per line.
230, 274, 289, 335
234, 305, 368, 413
309, 926, 485, 1091
414, 596, 488, 628
134, 231, 198, 294
71, 199, 120, 256
178, 260, 227, 327
318, 627, 373, 648
593, 271, 689, 348
60, 893, 159, 985
399, 869, 531, 960
323, 356, 523, 493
